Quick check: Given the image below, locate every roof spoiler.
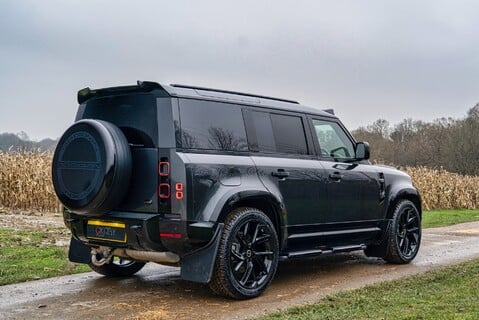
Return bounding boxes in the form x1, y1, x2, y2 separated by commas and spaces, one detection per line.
77, 81, 163, 104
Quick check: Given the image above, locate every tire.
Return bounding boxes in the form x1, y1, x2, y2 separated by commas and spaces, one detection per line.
209, 207, 279, 299
89, 257, 146, 277
52, 119, 132, 215
382, 200, 421, 264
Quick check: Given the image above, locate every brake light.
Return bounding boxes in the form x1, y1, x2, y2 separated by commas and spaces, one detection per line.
159, 159, 170, 200
158, 159, 184, 201
159, 183, 171, 199
160, 233, 182, 239
159, 162, 170, 176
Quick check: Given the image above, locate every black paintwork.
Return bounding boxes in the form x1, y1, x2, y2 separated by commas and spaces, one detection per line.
58, 81, 421, 284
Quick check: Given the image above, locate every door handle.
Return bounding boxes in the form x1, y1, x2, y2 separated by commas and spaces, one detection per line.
272, 169, 290, 179
329, 172, 343, 181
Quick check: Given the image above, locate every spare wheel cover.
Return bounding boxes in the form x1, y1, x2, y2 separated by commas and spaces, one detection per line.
52, 119, 131, 215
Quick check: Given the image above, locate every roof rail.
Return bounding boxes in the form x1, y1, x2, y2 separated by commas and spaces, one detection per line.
170, 84, 299, 104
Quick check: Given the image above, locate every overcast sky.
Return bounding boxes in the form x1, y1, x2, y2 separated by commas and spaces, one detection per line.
1, 0, 478, 140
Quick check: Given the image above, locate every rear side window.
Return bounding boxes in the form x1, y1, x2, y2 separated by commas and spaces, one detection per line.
251, 112, 275, 152
271, 113, 308, 154
250, 111, 308, 155
179, 99, 248, 151
81, 93, 158, 147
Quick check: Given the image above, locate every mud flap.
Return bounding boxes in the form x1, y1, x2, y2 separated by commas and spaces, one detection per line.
364, 220, 391, 258
68, 237, 91, 264
180, 223, 224, 283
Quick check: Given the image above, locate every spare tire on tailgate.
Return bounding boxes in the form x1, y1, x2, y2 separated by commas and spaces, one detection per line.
52, 119, 132, 215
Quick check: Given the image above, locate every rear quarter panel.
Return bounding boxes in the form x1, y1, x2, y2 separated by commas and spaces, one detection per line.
179, 153, 271, 222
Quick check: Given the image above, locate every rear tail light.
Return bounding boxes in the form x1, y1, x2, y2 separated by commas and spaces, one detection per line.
158, 183, 171, 199
175, 183, 184, 200
158, 158, 184, 201
159, 159, 170, 201
160, 233, 182, 239
159, 162, 170, 176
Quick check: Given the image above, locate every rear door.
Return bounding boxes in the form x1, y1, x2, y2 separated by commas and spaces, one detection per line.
244, 109, 328, 249
79, 93, 161, 213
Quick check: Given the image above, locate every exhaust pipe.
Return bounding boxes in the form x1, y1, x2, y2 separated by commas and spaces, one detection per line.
91, 247, 180, 267
113, 249, 180, 266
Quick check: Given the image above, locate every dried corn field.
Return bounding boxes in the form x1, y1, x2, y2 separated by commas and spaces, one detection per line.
1, 151, 479, 212
404, 166, 479, 211
0, 150, 61, 212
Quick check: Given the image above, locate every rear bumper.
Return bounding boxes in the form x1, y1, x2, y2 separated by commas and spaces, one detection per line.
63, 210, 216, 255
65, 210, 166, 251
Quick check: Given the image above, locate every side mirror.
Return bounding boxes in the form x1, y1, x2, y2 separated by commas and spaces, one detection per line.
355, 142, 370, 160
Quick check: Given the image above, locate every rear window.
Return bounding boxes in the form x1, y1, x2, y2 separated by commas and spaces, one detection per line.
178, 99, 248, 151
80, 94, 158, 147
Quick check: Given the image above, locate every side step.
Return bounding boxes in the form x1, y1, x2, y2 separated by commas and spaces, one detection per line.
280, 244, 366, 261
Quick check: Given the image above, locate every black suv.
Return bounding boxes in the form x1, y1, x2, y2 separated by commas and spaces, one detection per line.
52, 81, 421, 299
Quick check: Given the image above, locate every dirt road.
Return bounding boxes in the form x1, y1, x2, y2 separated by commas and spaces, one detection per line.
1, 221, 479, 320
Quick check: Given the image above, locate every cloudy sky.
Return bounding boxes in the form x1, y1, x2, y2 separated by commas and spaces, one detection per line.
1, 0, 478, 140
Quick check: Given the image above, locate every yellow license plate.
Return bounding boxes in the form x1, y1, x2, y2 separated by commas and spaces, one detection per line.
86, 220, 127, 243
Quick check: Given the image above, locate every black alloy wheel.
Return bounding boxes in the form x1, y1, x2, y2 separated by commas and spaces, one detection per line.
230, 218, 274, 289
384, 200, 421, 264
396, 206, 420, 258
209, 207, 279, 299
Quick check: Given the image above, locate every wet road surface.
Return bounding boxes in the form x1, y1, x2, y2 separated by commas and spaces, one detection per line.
1, 221, 479, 320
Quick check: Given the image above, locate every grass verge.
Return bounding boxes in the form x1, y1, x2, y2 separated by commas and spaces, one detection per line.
422, 209, 479, 228
259, 258, 479, 320
0, 228, 89, 285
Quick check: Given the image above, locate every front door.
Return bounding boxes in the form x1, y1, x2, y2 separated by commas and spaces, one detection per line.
310, 118, 384, 243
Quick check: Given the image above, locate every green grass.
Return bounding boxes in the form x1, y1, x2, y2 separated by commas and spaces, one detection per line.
422, 209, 479, 228
0, 228, 89, 285
259, 258, 479, 320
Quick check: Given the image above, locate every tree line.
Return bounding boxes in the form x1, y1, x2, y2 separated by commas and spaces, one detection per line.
352, 103, 479, 176
2, 103, 479, 176
0, 131, 57, 152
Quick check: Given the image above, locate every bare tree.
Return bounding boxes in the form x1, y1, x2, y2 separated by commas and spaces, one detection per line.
352, 103, 479, 176
208, 127, 247, 151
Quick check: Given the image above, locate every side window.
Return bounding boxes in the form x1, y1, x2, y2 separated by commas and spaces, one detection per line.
251, 111, 308, 155
179, 99, 248, 151
271, 114, 308, 154
251, 111, 275, 152
312, 119, 355, 159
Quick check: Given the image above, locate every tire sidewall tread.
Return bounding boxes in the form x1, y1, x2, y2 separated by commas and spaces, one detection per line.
89, 260, 146, 277
384, 200, 421, 264
209, 207, 279, 299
